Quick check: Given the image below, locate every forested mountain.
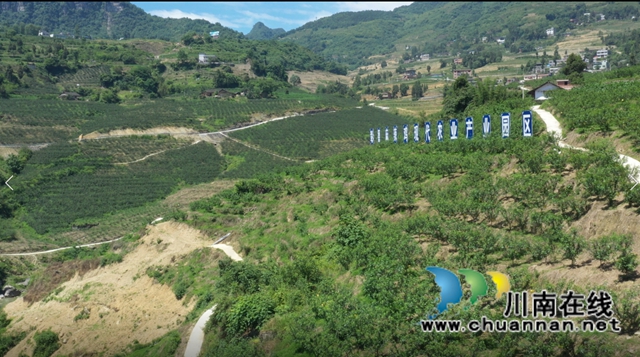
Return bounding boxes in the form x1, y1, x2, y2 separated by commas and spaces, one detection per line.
0, 1, 241, 41
281, 2, 640, 67
246, 22, 286, 40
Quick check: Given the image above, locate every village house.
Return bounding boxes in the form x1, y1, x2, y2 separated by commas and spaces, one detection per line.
453, 58, 463, 65
596, 49, 608, 59
481, 37, 487, 43
505, 77, 518, 85
496, 38, 505, 44
403, 69, 417, 80
533, 63, 545, 74
198, 53, 216, 64
453, 69, 472, 79
38, 30, 49, 36
597, 14, 605, 21
546, 27, 555, 36
380, 92, 393, 99
528, 79, 573, 100
419, 54, 430, 61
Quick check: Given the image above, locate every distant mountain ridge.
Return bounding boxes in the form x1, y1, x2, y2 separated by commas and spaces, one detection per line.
247, 22, 286, 40
280, 1, 640, 67
0, 1, 242, 40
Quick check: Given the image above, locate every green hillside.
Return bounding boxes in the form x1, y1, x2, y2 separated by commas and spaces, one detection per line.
281, 2, 640, 67
0, 1, 240, 41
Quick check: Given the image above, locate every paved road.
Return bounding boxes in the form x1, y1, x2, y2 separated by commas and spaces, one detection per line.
0, 236, 124, 256
532, 105, 640, 180
184, 241, 243, 357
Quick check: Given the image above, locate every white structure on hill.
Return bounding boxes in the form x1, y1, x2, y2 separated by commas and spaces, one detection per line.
198, 53, 216, 63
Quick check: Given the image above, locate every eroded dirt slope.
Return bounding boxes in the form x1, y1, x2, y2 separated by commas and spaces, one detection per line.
4, 221, 211, 356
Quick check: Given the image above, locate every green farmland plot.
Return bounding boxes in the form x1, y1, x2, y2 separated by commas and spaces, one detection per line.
15, 140, 225, 234
0, 95, 358, 143
228, 106, 404, 160
219, 139, 297, 179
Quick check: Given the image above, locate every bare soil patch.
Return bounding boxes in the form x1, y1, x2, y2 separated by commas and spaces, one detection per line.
3, 221, 211, 357
163, 180, 237, 210
287, 70, 351, 92
82, 126, 200, 141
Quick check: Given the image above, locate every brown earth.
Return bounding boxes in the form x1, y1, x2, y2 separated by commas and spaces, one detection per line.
3, 221, 212, 357
529, 199, 640, 291
82, 126, 200, 141
287, 70, 351, 92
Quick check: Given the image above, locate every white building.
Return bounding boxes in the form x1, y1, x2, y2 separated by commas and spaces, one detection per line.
198, 53, 216, 63
496, 38, 505, 44
419, 54, 430, 61
38, 30, 49, 36
546, 27, 555, 36
529, 80, 572, 100
596, 49, 608, 58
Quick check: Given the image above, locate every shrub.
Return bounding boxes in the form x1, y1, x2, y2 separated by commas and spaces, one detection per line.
32, 330, 60, 357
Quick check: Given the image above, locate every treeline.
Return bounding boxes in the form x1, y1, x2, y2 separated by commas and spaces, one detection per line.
352, 71, 393, 88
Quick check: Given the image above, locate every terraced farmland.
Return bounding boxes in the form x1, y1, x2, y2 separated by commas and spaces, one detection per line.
228, 106, 403, 160
16, 140, 225, 234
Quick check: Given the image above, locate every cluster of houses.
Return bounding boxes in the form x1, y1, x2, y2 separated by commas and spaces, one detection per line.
38, 30, 91, 39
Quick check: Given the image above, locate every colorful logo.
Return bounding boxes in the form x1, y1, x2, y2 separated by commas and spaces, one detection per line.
426, 267, 510, 318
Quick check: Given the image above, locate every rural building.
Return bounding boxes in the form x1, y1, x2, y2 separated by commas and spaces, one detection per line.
505, 77, 518, 85
419, 54, 430, 61
546, 27, 555, 36
201, 89, 216, 98
597, 14, 605, 21
453, 69, 472, 79
198, 53, 216, 64
403, 69, 417, 80
496, 38, 505, 44
454, 58, 463, 65
59, 92, 81, 100
216, 89, 235, 98
38, 30, 49, 36
528, 80, 573, 100
533, 63, 545, 74
596, 49, 608, 58
481, 37, 487, 43
380, 92, 392, 99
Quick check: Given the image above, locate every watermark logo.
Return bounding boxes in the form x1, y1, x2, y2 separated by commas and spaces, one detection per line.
423, 266, 619, 333
425, 267, 509, 318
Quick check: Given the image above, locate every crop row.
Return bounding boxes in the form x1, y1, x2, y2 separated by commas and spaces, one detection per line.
60, 65, 111, 86
219, 139, 297, 179
229, 107, 410, 160
1, 96, 357, 141
17, 141, 225, 234
547, 79, 640, 149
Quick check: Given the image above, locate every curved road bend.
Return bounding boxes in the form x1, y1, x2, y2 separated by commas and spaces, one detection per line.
184, 242, 243, 357
532, 105, 640, 180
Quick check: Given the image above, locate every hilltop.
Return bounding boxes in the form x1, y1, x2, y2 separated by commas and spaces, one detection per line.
0, 1, 240, 41
247, 22, 286, 41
